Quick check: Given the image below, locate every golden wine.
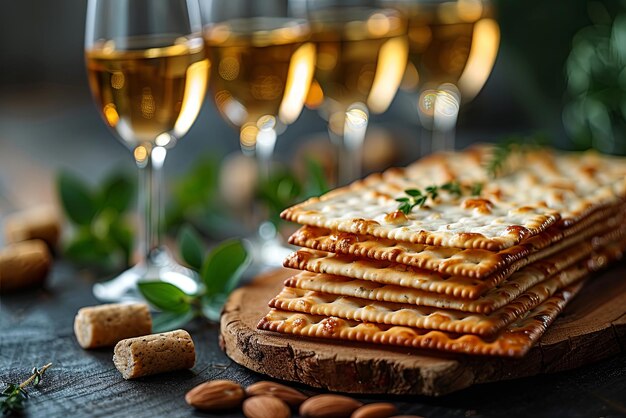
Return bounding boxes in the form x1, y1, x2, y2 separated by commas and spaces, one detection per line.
86, 36, 209, 148
204, 18, 316, 151
308, 8, 408, 116
401, 1, 499, 101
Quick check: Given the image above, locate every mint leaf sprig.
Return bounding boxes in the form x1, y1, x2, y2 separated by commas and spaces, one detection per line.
1, 363, 52, 416
138, 225, 251, 332
396, 181, 482, 215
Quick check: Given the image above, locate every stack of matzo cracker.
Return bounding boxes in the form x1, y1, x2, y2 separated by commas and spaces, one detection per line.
258, 146, 626, 357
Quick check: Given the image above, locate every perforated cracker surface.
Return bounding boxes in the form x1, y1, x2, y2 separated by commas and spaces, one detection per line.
281, 146, 626, 250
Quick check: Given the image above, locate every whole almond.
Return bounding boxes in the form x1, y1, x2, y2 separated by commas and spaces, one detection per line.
246, 381, 308, 407
300, 394, 363, 418
351, 403, 398, 418
185, 379, 245, 411
243, 395, 291, 418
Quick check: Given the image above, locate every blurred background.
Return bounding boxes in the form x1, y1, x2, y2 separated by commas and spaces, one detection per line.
1, 0, 625, 219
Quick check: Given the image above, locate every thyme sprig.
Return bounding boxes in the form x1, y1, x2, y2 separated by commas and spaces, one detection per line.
485, 134, 548, 179
485, 140, 515, 179
1, 363, 52, 416
396, 181, 482, 215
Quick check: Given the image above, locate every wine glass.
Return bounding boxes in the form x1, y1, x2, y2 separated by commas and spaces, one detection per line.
303, 1, 409, 186
199, 0, 316, 266
85, 0, 209, 301
393, 0, 500, 153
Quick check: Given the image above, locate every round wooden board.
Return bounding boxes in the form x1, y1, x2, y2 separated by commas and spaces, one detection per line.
219, 265, 626, 396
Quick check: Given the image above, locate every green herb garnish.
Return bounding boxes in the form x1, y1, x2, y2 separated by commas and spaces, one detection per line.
485, 140, 515, 179
471, 182, 484, 196
1, 363, 52, 416
257, 157, 329, 226
396, 181, 481, 215
57, 170, 135, 272
138, 225, 251, 330
485, 134, 548, 179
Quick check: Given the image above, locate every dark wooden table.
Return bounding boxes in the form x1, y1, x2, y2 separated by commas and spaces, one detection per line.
2, 262, 626, 418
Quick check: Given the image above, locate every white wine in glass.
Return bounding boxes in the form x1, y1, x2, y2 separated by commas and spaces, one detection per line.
85, 0, 209, 301
205, 18, 315, 161
200, 1, 316, 266
304, 4, 408, 185
396, 0, 500, 152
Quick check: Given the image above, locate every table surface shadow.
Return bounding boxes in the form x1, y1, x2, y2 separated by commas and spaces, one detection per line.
1, 262, 626, 418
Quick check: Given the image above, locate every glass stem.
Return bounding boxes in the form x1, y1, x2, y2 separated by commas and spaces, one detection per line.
137, 146, 167, 264
432, 86, 460, 152
256, 128, 277, 181
431, 120, 457, 153
329, 105, 369, 186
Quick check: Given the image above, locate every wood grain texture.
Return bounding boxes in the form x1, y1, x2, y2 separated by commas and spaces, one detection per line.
221, 265, 626, 396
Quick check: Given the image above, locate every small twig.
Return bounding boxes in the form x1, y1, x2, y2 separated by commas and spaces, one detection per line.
20, 363, 52, 389
1, 363, 52, 416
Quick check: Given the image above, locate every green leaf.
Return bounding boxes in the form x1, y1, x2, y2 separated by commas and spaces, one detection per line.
57, 171, 98, 225
395, 197, 409, 203
405, 189, 422, 197
257, 170, 302, 214
64, 232, 121, 271
165, 157, 221, 232
201, 239, 250, 297
0, 384, 28, 415
201, 293, 228, 322
172, 156, 219, 209
398, 203, 411, 214
137, 281, 192, 313
426, 186, 439, 199
471, 182, 483, 196
99, 172, 135, 213
441, 181, 461, 196
177, 224, 205, 271
152, 310, 195, 332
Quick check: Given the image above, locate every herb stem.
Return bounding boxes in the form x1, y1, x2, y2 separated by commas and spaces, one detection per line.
396, 181, 482, 215
20, 363, 52, 389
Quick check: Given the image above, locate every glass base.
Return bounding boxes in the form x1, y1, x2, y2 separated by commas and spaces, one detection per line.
93, 248, 200, 302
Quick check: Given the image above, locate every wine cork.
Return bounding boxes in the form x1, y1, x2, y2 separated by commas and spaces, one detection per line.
74, 303, 152, 349
4, 206, 61, 248
113, 329, 195, 379
0, 240, 51, 292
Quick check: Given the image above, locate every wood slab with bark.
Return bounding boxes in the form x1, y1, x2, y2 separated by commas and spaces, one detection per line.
220, 265, 626, 396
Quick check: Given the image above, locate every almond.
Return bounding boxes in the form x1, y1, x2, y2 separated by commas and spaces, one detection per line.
185, 379, 245, 411
246, 381, 308, 407
243, 395, 291, 418
351, 403, 398, 418
300, 394, 363, 418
